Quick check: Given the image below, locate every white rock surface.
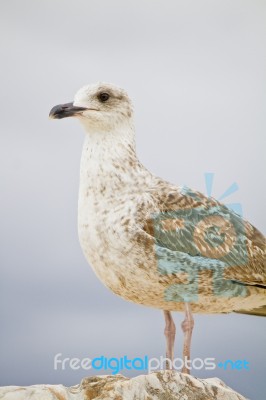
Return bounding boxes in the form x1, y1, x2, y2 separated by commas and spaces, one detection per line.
0, 372, 248, 400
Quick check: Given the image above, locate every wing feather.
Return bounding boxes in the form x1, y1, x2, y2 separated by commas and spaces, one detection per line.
141, 182, 266, 286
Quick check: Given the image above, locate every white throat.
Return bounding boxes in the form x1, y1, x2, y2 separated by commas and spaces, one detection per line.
80, 120, 137, 171
78, 120, 145, 200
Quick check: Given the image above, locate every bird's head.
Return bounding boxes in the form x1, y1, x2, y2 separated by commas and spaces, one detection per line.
49, 82, 133, 133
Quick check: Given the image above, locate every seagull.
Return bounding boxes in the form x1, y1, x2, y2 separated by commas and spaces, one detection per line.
50, 82, 266, 373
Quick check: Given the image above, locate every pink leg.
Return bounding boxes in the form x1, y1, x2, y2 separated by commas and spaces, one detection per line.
181, 303, 194, 374
163, 310, 176, 369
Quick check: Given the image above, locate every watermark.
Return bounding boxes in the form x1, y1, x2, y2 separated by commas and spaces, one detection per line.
53, 353, 250, 374
217, 359, 250, 371
153, 173, 248, 303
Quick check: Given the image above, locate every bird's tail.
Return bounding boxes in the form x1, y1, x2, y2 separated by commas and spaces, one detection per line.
234, 305, 266, 317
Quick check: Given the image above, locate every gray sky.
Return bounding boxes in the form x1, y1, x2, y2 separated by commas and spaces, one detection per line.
0, 1, 265, 399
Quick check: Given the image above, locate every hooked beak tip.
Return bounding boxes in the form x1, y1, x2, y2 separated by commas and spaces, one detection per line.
49, 102, 87, 119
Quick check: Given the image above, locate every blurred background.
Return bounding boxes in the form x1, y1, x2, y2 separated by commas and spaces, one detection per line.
0, 1, 265, 399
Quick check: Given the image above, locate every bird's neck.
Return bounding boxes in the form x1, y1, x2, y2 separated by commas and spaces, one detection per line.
79, 123, 146, 194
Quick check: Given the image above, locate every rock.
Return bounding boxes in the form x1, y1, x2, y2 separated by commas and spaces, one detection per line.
0, 371, 247, 400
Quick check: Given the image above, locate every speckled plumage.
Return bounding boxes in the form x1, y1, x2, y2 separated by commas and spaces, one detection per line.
52, 82, 266, 315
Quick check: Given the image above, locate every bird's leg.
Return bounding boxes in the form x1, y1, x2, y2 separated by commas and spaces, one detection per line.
163, 310, 176, 370
181, 303, 194, 374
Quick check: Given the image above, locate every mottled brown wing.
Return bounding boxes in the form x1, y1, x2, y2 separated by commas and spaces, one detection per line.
143, 184, 266, 286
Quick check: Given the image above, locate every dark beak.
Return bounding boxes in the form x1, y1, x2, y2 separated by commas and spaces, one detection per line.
49, 102, 87, 119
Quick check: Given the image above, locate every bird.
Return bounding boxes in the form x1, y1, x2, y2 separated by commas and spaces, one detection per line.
49, 82, 266, 373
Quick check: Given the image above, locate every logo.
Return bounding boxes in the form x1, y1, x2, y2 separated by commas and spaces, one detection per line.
53, 354, 250, 374
153, 173, 248, 302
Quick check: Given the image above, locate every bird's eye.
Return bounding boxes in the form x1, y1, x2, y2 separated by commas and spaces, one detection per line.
98, 92, 110, 102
